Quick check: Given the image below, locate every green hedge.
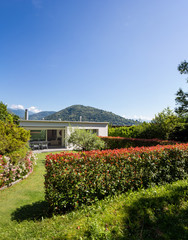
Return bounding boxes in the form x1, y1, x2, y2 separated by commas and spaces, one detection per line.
100, 136, 176, 149
108, 125, 143, 138
169, 123, 188, 142
44, 143, 188, 214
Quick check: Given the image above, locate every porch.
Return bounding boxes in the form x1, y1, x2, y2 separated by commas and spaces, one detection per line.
32, 147, 68, 153
30, 129, 66, 149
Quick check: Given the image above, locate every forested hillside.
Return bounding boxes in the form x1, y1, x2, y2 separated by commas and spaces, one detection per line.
45, 105, 139, 126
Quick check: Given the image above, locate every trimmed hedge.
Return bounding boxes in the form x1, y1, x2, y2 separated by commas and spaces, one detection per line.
45, 143, 188, 213
100, 136, 177, 149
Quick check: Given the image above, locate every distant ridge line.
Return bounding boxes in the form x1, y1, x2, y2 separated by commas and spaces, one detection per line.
8, 105, 140, 126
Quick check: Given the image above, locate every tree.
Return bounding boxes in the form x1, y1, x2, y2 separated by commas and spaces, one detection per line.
175, 61, 188, 117
0, 102, 30, 162
0, 101, 12, 122
0, 101, 20, 125
67, 128, 105, 151
150, 107, 180, 139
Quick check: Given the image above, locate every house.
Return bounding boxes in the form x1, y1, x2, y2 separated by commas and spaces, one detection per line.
19, 119, 108, 150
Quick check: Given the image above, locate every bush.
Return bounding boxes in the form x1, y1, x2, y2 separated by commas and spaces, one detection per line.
0, 102, 32, 189
108, 124, 149, 138
169, 123, 188, 142
109, 108, 182, 140
0, 121, 30, 154
44, 143, 188, 214
101, 136, 177, 149
0, 102, 30, 163
0, 152, 36, 189
67, 128, 105, 151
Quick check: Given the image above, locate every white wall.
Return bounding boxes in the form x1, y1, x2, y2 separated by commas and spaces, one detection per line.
66, 124, 108, 137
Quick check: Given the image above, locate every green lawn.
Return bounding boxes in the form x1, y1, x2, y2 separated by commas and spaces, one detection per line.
0, 152, 188, 240
0, 153, 47, 226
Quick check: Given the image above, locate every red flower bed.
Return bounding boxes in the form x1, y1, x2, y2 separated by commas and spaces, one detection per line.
45, 143, 188, 213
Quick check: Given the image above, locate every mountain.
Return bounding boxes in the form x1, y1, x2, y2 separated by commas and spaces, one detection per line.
29, 111, 56, 120
8, 109, 33, 119
44, 105, 139, 126
8, 108, 56, 120
8, 105, 140, 125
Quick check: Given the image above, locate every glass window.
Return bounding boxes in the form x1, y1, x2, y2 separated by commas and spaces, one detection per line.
92, 129, 98, 135
84, 129, 98, 135
30, 130, 46, 141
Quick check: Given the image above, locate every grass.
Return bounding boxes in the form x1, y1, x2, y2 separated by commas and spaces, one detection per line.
0, 152, 188, 239
0, 153, 47, 224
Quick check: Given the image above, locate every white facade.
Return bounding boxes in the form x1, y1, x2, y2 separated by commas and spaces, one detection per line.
20, 120, 108, 149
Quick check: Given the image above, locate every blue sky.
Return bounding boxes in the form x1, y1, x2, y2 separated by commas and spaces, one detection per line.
1, 0, 188, 121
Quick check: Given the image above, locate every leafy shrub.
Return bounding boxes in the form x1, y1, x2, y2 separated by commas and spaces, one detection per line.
44, 143, 188, 214
0, 121, 30, 156
0, 102, 30, 163
0, 152, 36, 189
67, 128, 105, 151
109, 108, 182, 140
100, 136, 176, 149
0, 102, 33, 189
169, 123, 188, 142
108, 124, 147, 138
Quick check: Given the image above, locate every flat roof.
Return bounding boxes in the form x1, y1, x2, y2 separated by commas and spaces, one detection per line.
20, 120, 109, 124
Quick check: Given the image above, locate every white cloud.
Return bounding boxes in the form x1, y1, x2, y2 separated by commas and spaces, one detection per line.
28, 106, 41, 113
32, 0, 43, 9
10, 104, 41, 113
123, 115, 153, 122
10, 104, 25, 110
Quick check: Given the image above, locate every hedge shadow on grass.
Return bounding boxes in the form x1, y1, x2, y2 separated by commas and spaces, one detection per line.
11, 200, 52, 222
114, 185, 188, 240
